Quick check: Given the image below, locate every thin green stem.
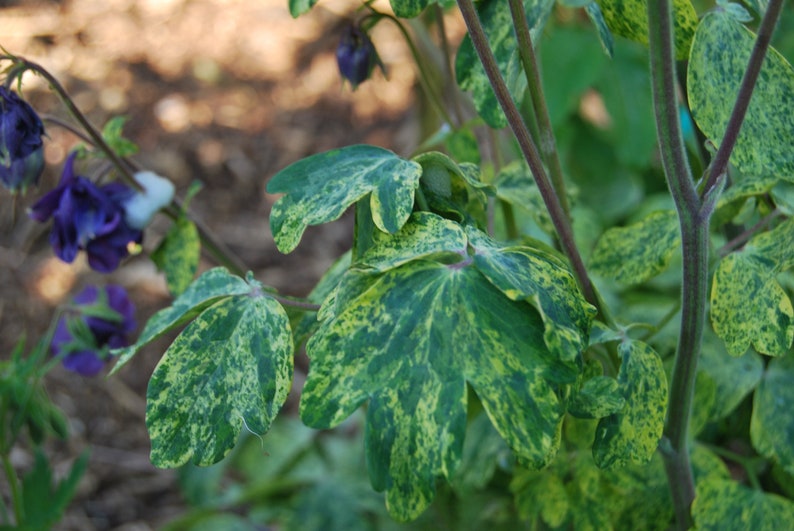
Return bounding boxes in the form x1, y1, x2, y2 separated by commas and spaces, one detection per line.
701, 0, 785, 196
1, 453, 23, 524
507, 0, 570, 218
647, 0, 709, 528
455, 0, 604, 319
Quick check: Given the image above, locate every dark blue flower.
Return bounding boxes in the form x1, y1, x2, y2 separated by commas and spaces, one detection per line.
29, 152, 142, 272
336, 24, 383, 90
0, 86, 45, 192
51, 284, 136, 376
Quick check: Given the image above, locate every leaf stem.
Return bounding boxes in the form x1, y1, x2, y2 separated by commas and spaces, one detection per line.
455, 0, 602, 318
507, 0, 570, 217
701, 0, 785, 196
646, 0, 710, 527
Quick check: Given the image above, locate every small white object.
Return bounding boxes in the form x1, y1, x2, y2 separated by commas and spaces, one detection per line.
123, 171, 175, 229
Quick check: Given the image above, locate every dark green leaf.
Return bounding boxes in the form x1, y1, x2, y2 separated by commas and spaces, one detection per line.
688, 11, 794, 179
288, 0, 319, 17
692, 479, 794, 529
389, 0, 430, 18
698, 331, 763, 419
593, 340, 668, 468
751, 355, 794, 476
585, 2, 615, 57
267, 145, 422, 253
146, 291, 292, 467
569, 375, 626, 419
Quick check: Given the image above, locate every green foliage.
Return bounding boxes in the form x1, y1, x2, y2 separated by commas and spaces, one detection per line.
300, 212, 592, 520
267, 145, 422, 253
101, 116, 138, 157
18, 450, 88, 530
688, 10, 794, 179
151, 214, 201, 297
692, 479, 794, 529
595, 0, 698, 59
751, 354, 794, 476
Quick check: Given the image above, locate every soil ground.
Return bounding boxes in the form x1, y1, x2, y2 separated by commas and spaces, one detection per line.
0, 0, 443, 527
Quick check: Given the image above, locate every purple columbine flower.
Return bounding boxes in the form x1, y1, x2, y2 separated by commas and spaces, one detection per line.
0, 86, 45, 192
29, 152, 142, 272
336, 24, 383, 90
51, 284, 136, 376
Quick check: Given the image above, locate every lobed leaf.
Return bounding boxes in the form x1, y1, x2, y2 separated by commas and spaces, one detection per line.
267, 145, 422, 253
301, 260, 572, 520
698, 330, 763, 419
146, 293, 292, 467
751, 355, 794, 476
596, 0, 698, 59
593, 340, 668, 469
687, 11, 794, 179
111, 267, 251, 373
692, 479, 794, 529
589, 210, 680, 285
710, 253, 794, 356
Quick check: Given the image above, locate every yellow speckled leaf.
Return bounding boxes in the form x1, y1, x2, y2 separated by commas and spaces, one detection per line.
593, 340, 668, 469
751, 355, 794, 476
692, 479, 794, 530
301, 260, 570, 521
596, 0, 698, 59
590, 210, 680, 285
267, 145, 422, 253
710, 253, 794, 356
146, 292, 292, 468
688, 11, 794, 179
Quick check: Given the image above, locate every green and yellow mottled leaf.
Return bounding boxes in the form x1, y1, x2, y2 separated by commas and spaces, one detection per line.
692, 479, 794, 530
358, 213, 468, 273
688, 11, 794, 179
146, 292, 292, 468
512, 469, 571, 527
596, 0, 697, 59
593, 340, 667, 469
301, 259, 570, 520
589, 210, 680, 285
751, 355, 794, 476
585, 2, 614, 57
569, 375, 626, 419
469, 228, 595, 365
710, 253, 794, 356
267, 145, 422, 253
111, 268, 251, 373
455, 0, 555, 128
151, 215, 200, 297
494, 161, 556, 235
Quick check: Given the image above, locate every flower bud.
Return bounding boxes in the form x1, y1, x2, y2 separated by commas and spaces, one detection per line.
123, 171, 175, 230
0, 86, 45, 192
336, 24, 383, 90
51, 285, 136, 376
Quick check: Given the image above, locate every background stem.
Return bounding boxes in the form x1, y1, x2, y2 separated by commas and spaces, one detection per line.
455, 0, 602, 317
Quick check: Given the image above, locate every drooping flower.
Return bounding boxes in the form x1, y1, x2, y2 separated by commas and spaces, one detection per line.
51, 284, 136, 376
29, 152, 142, 272
336, 24, 384, 90
0, 86, 45, 192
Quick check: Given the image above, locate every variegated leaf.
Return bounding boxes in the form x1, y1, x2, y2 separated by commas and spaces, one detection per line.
267, 145, 422, 253
146, 292, 292, 467
593, 340, 667, 468
688, 11, 794, 179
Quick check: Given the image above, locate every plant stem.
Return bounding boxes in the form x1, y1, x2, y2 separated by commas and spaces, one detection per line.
701, 0, 785, 195
646, 0, 709, 528
455, 0, 602, 317
1, 453, 23, 524
507, 0, 570, 218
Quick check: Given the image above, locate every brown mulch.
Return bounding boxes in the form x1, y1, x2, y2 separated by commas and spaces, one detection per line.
0, 0, 440, 528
